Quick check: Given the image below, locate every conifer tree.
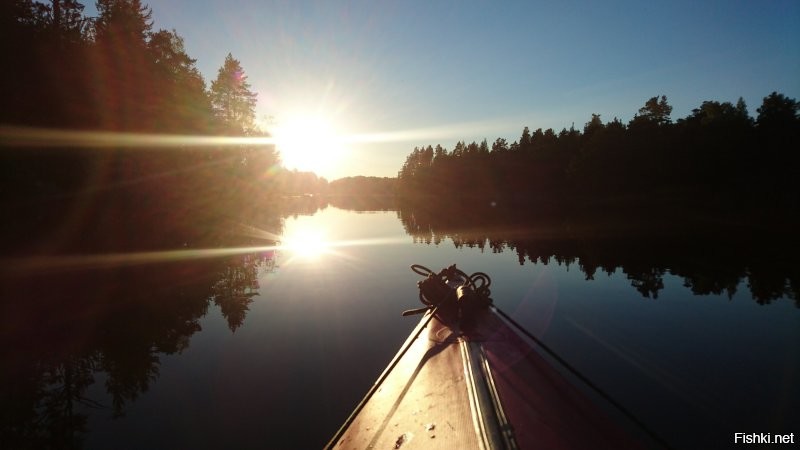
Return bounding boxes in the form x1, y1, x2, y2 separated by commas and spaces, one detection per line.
210, 53, 257, 134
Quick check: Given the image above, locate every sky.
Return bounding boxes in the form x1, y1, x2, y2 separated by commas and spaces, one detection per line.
90, 0, 799, 180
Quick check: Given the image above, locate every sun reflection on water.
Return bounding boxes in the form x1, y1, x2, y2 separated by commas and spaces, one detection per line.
0, 207, 409, 275
279, 228, 331, 262
275, 215, 407, 265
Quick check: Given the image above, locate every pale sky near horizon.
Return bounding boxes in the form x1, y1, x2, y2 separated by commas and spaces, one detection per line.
88, 1, 799, 180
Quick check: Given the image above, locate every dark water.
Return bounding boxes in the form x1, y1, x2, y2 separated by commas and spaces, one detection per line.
1, 205, 798, 449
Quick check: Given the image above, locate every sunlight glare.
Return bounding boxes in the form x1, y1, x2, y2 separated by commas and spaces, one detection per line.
0, 125, 276, 148
272, 114, 346, 176
280, 228, 330, 261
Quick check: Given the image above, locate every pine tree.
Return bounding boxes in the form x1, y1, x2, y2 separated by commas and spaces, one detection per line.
631, 95, 673, 126
92, 0, 155, 130
94, 0, 153, 47
209, 53, 257, 134
148, 29, 211, 132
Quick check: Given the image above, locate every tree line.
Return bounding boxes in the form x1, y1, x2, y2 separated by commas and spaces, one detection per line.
1, 0, 258, 134
397, 93, 799, 218
0, 1, 322, 252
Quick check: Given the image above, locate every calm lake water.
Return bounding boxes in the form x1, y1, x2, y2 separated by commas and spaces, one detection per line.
2, 204, 798, 449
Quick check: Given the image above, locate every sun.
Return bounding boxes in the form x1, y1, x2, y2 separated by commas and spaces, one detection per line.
272, 113, 347, 177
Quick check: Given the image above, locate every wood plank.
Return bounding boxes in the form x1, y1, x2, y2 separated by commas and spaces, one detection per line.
330, 311, 481, 449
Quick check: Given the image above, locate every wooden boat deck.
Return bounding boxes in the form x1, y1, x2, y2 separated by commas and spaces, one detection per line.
329, 304, 648, 449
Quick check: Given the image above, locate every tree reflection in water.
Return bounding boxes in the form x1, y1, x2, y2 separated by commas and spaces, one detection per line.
263, 195, 798, 306
396, 202, 799, 306
212, 251, 276, 332
0, 251, 276, 448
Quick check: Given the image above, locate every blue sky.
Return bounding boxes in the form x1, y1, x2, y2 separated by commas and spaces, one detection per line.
90, 1, 799, 179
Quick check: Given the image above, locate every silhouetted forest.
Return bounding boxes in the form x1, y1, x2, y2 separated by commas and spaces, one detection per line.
328, 176, 396, 197
0, 0, 275, 135
324, 176, 397, 211
0, 1, 326, 254
397, 94, 800, 221
4, 1, 798, 256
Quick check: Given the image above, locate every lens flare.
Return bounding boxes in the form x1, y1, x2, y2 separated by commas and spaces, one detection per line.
0, 125, 276, 148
